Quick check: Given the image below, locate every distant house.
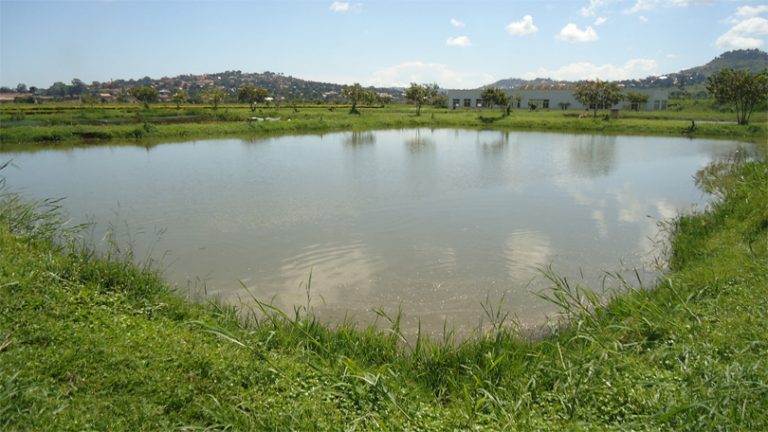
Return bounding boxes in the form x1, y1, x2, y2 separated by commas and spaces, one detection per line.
0, 92, 33, 102
444, 84, 670, 111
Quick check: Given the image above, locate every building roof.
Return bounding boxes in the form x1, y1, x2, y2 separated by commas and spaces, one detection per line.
516, 83, 577, 91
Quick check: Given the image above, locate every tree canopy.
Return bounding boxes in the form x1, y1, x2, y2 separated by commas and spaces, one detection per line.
342, 83, 377, 114
202, 88, 226, 110
172, 89, 187, 109
238, 85, 269, 112
404, 83, 439, 116
573, 80, 623, 119
480, 87, 511, 115
128, 86, 159, 109
625, 92, 649, 111
706, 68, 768, 125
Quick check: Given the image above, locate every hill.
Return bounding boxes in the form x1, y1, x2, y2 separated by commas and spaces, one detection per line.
2, 70, 404, 104
681, 49, 768, 76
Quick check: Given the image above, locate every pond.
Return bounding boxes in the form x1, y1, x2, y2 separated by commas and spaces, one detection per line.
1, 129, 758, 336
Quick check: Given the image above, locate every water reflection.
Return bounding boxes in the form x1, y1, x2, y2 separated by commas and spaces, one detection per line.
476, 130, 509, 156
344, 131, 376, 147
0, 129, 758, 336
568, 134, 617, 178
404, 128, 435, 153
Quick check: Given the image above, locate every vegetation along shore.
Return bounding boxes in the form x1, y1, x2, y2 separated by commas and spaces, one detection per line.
1, 101, 767, 150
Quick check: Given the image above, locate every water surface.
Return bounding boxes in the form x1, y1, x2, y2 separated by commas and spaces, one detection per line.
2, 129, 756, 335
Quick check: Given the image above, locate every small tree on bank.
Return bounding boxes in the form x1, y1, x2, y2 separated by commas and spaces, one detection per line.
707, 68, 768, 125
172, 89, 187, 109
480, 87, 510, 115
342, 83, 376, 114
625, 92, 649, 111
574, 79, 623, 119
202, 88, 226, 110
238, 85, 269, 112
129, 86, 159, 109
404, 83, 439, 116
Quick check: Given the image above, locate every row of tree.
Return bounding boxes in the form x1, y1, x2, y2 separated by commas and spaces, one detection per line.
475, 69, 767, 125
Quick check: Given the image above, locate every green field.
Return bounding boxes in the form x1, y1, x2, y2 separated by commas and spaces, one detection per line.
1, 142, 767, 429
2, 102, 767, 150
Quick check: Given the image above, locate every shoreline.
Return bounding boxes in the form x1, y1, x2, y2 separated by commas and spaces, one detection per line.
2, 105, 767, 150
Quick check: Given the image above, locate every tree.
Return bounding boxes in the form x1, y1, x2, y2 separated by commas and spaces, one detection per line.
47, 81, 69, 98
172, 89, 187, 109
574, 79, 623, 119
202, 88, 226, 110
16, 83, 27, 93
480, 87, 510, 115
625, 92, 649, 111
69, 79, 87, 97
129, 86, 159, 109
237, 85, 269, 111
706, 68, 768, 125
341, 83, 376, 114
404, 83, 439, 116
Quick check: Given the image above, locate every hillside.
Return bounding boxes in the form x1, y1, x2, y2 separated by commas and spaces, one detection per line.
681, 49, 768, 76
2, 70, 404, 104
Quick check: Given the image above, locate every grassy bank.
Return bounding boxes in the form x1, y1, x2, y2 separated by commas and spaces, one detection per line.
2, 104, 767, 149
1, 155, 766, 429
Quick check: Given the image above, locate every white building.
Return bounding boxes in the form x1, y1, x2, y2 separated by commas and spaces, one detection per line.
444, 84, 671, 112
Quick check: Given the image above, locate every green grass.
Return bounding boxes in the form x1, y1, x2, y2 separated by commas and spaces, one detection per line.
2, 103, 766, 150
1, 155, 767, 429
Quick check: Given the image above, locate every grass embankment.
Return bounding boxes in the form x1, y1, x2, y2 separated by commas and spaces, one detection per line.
1, 156, 767, 429
1, 103, 766, 149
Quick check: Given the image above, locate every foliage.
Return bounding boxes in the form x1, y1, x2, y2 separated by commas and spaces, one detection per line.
341, 83, 377, 114
625, 92, 649, 111
1, 103, 766, 148
128, 86, 159, 109
574, 80, 624, 119
480, 88, 511, 115
201, 88, 227, 110
237, 85, 269, 112
706, 68, 768, 125
404, 83, 439, 116
171, 89, 187, 109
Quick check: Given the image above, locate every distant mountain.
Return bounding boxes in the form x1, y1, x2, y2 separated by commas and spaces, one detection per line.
680, 49, 768, 76
479, 49, 768, 91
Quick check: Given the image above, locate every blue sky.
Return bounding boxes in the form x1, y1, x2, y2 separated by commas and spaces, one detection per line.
1, 0, 767, 89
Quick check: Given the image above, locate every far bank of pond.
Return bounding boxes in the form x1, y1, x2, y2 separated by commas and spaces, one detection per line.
1, 128, 760, 336
1, 104, 767, 149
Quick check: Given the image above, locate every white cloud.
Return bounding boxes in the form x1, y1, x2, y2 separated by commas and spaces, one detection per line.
716, 16, 768, 49
557, 23, 599, 43
506, 15, 539, 36
594, 16, 608, 26
450, 18, 465, 28
526, 58, 658, 81
624, 0, 712, 14
580, 0, 615, 17
639, 15, 649, 23
446, 36, 471, 47
365, 61, 494, 89
329, 2, 349, 12
736, 5, 768, 18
